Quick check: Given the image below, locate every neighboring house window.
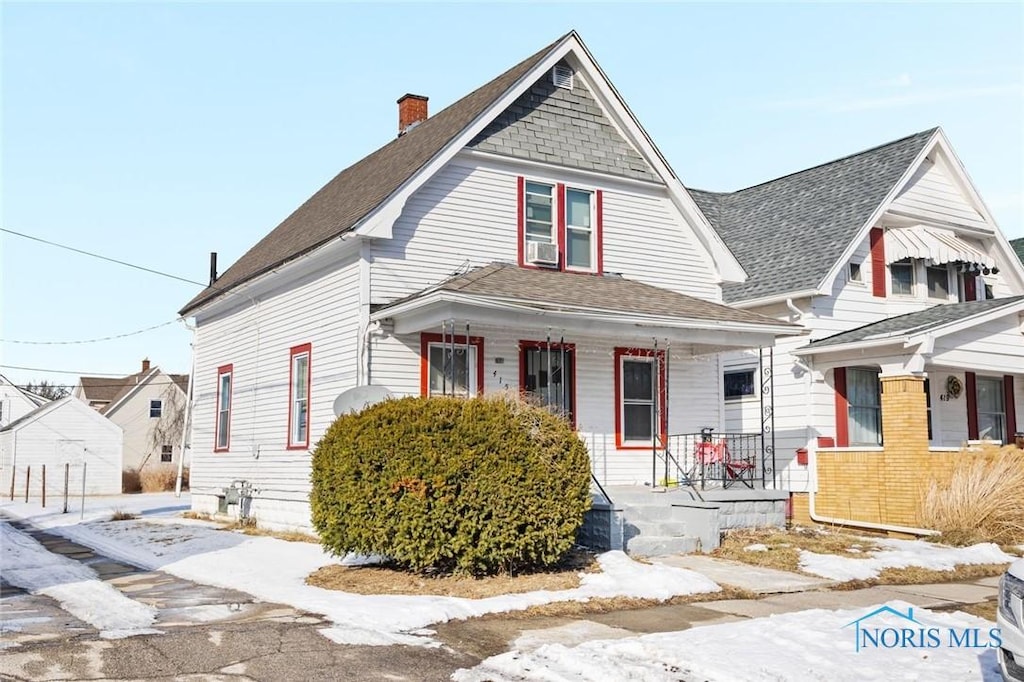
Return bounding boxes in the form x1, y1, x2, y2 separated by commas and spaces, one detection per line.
565, 188, 595, 271
847, 367, 882, 446
614, 348, 667, 448
215, 364, 232, 452
520, 341, 575, 424
288, 344, 312, 449
890, 259, 914, 296
149, 400, 162, 418
161, 445, 173, 463
926, 265, 950, 300
420, 333, 484, 398
518, 177, 603, 273
848, 262, 862, 283
724, 369, 756, 401
976, 376, 1005, 442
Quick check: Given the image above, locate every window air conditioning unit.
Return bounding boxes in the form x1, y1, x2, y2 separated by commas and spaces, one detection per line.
527, 241, 559, 266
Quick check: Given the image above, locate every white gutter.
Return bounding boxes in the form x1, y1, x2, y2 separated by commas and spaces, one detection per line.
807, 449, 938, 536
785, 298, 804, 321
732, 289, 821, 310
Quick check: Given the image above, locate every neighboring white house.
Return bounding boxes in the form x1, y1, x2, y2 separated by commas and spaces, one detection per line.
73, 359, 189, 473
0, 374, 49, 429
178, 31, 803, 530
0, 396, 123, 496
694, 128, 1024, 530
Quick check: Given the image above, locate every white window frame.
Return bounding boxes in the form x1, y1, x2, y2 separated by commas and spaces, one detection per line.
976, 375, 1005, 443
149, 399, 162, 418
524, 181, 556, 251
620, 356, 657, 446
288, 347, 311, 449
847, 367, 882, 447
848, 262, 863, 284
889, 260, 915, 297
926, 264, 952, 301
724, 368, 757, 401
564, 187, 597, 273
427, 343, 479, 398
215, 368, 232, 452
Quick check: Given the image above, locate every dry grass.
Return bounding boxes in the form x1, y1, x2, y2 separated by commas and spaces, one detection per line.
712, 527, 878, 573
831, 562, 1009, 591
503, 584, 757, 619
109, 509, 138, 521
122, 469, 141, 494
224, 522, 319, 544
180, 511, 212, 521
921, 445, 1024, 546
950, 600, 998, 622
308, 549, 598, 598
139, 465, 188, 493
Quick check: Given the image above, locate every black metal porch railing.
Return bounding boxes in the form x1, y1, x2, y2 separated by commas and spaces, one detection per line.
659, 431, 765, 490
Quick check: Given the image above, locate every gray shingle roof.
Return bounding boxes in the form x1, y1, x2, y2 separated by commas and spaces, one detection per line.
690, 128, 937, 304
1012, 237, 1024, 265
803, 295, 1024, 349
380, 262, 800, 330
181, 33, 571, 316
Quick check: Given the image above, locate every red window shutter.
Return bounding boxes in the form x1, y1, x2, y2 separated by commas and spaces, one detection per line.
965, 372, 978, 440
964, 273, 977, 301
1005, 375, 1017, 443
834, 367, 849, 447
516, 176, 526, 267
870, 227, 886, 298
556, 183, 566, 270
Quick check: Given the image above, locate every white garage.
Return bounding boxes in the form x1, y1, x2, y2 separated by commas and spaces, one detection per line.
0, 397, 123, 497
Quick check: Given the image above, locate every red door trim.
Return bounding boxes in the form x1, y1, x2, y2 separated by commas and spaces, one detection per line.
965, 371, 978, 440
1004, 375, 1017, 443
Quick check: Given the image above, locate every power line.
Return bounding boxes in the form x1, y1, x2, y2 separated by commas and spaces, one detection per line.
1, 318, 183, 345
1, 364, 138, 377
1, 227, 210, 289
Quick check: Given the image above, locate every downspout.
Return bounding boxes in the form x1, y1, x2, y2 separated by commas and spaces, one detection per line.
785, 298, 803, 321
176, 319, 196, 497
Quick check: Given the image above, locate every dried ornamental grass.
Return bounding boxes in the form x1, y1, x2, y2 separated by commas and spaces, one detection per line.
920, 445, 1024, 546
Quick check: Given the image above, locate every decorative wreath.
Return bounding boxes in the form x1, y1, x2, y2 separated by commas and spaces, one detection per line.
945, 375, 963, 399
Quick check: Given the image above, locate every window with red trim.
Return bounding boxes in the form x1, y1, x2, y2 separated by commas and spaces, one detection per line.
517, 176, 602, 273
419, 333, 484, 397
287, 344, 312, 449
215, 364, 232, 452
519, 340, 575, 425
614, 348, 667, 449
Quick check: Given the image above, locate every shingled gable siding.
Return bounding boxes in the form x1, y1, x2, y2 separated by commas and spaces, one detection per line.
371, 326, 720, 485
371, 158, 722, 305
188, 254, 360, 531
467, 63, 657, 182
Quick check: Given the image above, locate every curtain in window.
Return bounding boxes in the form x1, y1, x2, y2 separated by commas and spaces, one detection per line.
847, 368, 881, 446
976, 376, 1005, 441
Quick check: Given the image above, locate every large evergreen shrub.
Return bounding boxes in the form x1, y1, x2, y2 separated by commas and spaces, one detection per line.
310, 394, 592, 575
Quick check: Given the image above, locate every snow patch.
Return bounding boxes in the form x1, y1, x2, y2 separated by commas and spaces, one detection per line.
799, 539, 1014, 581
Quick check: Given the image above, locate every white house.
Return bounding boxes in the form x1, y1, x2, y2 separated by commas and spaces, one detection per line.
695, 128, 1024, 532
178, 32, 802, 530
74, 359, 189, 474
0, 397, 123, 496
0, 374, 49, 429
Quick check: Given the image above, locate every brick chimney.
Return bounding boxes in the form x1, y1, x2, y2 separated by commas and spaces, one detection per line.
142, 358, 151, 373
397, 94, 428, 136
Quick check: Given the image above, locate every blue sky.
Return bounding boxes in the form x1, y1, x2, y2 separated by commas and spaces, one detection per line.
2, 3, 1022, 390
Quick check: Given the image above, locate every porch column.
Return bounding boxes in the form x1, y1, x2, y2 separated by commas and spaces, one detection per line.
878, 375, 930, 526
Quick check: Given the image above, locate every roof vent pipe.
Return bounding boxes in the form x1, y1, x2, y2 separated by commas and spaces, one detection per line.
209, 252, 218, 286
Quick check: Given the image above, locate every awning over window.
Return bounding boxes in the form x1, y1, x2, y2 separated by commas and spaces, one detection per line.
884, 225, 995, 268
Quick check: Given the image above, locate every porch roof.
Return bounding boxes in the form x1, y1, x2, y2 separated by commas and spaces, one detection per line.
794, 295, 1024, 356
372, 263, 803, 342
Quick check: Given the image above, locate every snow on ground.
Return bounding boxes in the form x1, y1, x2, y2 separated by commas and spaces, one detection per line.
0, 494, 719, 646
454, 600, 1003, 682
799, 538, 1015, 581
0, 522, 159, 639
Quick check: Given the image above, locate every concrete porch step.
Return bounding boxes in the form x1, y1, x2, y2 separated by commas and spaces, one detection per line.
624, 535, 701, 557
625, 519, 690, 537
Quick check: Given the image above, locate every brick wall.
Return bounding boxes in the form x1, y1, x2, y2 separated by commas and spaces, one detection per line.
793, 375, 958, 531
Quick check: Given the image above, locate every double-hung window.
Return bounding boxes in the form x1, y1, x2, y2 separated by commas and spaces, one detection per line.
521, 342, 575, 423
422, 334, 483, 398
215, 364, 232, 452
149, 399, 162, 418
565, 188, 594, 271
890, 259, 914, 296
976, 376, 1005, 442
847, 367, 882, 446
926, 265, 951, 300
524, 181, 555, 247
288, 344, 312, 449
161, 445, 173, 463
614, 348, 666, 448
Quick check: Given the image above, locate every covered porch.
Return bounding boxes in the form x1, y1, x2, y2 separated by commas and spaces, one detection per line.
369, 262, 802, 491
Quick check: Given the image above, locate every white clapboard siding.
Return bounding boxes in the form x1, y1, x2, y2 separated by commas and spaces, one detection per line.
0, 398, 122, 496
930, 316, 1024, 374
190, 255, 361, 527
371, 159, 722, 304
889, 155, 988, 230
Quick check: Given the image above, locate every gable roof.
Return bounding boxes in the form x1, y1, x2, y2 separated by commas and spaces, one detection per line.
0, 396, 120, 435
77, 368, 188, 415
77, 376, 126, 404
1012, 237, 1024, 264
800, 295, 1024, 350
180, 33, 570, 316
690, 128, 937, 304
377, 262, 801, 331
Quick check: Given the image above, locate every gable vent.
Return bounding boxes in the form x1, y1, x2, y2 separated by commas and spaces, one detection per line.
552, 65, 574, 90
